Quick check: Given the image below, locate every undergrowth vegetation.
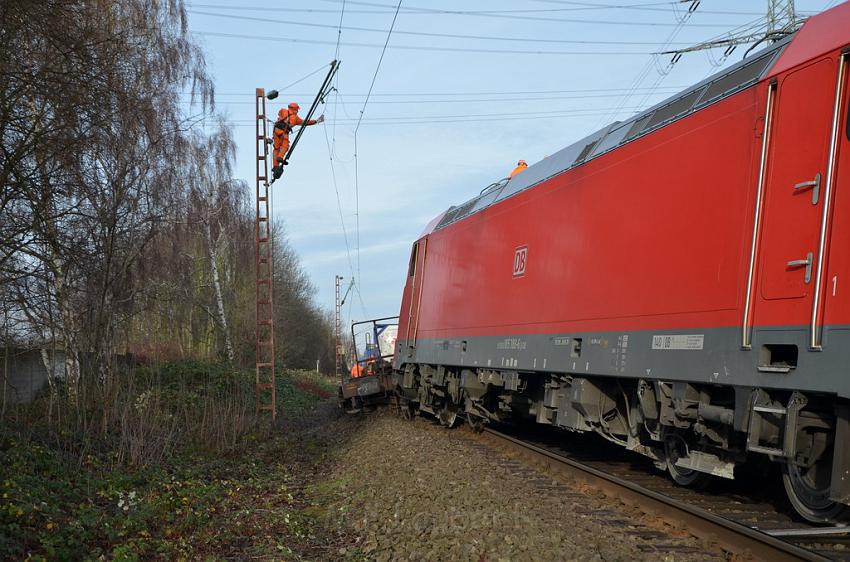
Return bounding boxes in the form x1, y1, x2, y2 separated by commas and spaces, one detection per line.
0, 362, 338, 560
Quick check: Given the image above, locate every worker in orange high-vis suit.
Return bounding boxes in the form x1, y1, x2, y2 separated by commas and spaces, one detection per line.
509, 159, 528, 178
271, 102, 324, 179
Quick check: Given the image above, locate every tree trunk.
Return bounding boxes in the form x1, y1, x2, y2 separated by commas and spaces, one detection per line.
39, 347, 57, 427
205, 222, 234, 363
53, 263, 81, 404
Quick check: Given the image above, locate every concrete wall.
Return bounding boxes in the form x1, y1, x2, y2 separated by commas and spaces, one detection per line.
0, 348, 132, 405
0, 348, 64, 405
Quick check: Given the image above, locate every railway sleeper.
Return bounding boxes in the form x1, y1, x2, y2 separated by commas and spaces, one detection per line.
394, 363, 850, 523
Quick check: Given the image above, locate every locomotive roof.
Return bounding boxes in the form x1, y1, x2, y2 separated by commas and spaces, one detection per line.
432, 35, 793, 233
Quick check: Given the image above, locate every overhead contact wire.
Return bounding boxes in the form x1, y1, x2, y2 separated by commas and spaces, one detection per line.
321, 122, 357, 290
315, 0, 746, 27
351, 0, 402, 315
328, 0, 366, 318
278, 64, 332, 94
188, 9, 699, 46
193, 31, 661, 56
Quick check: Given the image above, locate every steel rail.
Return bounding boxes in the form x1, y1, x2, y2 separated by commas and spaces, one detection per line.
479, 427, 828, 562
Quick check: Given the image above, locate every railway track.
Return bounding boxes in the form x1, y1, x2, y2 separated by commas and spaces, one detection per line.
469, 424, 850, 561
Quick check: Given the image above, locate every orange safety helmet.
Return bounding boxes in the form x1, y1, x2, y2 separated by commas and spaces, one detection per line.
517, 159, 527, 166
288, 102, 300, 111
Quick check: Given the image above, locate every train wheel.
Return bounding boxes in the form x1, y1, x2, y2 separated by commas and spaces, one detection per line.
466, 412, 486, 433
665, 438, 712, 488
438, 403, 460, 428
401, 402, 415, 421
344, 396, 362, 415
782, 453, 850, 523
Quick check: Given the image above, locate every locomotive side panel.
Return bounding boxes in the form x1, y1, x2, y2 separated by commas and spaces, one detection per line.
401, 88, 764, 387
417, 89, 761, 334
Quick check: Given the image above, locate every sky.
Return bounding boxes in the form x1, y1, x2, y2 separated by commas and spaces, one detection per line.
183, 0, 841, 329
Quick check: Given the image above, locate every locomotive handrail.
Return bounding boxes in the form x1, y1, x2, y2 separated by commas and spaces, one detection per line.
479, 177, 510, 195
810, 52, 848, 350
741, 81, 776, 349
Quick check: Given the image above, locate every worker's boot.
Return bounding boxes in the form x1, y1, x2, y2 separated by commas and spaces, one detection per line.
271, 165, 283, 180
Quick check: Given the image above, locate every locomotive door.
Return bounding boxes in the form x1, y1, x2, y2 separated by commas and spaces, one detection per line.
404, 238, 427, 354
752, 58, 837, 336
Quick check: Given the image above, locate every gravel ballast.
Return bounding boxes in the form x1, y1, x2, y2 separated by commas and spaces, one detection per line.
315, 410, 730, 561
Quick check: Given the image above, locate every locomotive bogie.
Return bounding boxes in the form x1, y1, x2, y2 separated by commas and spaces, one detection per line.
394, 362, 845, 518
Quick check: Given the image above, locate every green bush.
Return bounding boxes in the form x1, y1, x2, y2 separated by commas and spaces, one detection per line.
0, 362, 339, 560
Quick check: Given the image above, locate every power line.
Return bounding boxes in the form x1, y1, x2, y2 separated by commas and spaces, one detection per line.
277, 64, 333, 94
228, 107, 651, 127
256, 105, 650, 121
187, 1, 764, 16
316, 0, 749, 27
328, 0, 368, 318
334, 0, 346, 59
595, 0, 700, 127
181, 91, 686, 106
332, 0, 346, 215
187, 9, 700, 46
321, 121, 358, 301
353, 0, 402, 308
527, 0, 767, 16
192, 30, 656, 55
235, 107, 650, 122
182, 86, 687, 97
630, 2, 701, 112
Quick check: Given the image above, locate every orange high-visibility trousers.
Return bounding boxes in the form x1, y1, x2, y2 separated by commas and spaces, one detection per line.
272, 128, 290, 165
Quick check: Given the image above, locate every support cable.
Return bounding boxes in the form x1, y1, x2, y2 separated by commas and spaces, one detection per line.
328, 0, 366, 319
352, 0, 402, 314
188, 9, 707, 46
331, 0, 346, 183
315, 0, 745, 27
193, 31, 655, 56
322, 120, 357, 284
184, 86, 687, 97
182, 90, 686, 106
278, 64, 332, 94
334, 0, 346, 58
188, 2, 765, 16
594, 0, 698, 128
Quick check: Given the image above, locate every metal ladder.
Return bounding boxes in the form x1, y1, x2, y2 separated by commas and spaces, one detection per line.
255, 88, 276, 419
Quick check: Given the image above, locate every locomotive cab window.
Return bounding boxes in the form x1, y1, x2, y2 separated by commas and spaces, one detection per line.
408, 243, 418, 277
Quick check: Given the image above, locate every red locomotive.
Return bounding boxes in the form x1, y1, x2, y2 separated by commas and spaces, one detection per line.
392, 3, 850, 523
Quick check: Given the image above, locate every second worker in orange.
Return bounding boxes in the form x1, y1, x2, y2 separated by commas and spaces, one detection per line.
271, 102, 323, 179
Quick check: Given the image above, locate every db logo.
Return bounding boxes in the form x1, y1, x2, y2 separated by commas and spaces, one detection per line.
513, 245, 528, 277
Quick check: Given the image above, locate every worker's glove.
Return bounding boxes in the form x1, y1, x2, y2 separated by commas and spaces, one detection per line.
316, 114, 325, 123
